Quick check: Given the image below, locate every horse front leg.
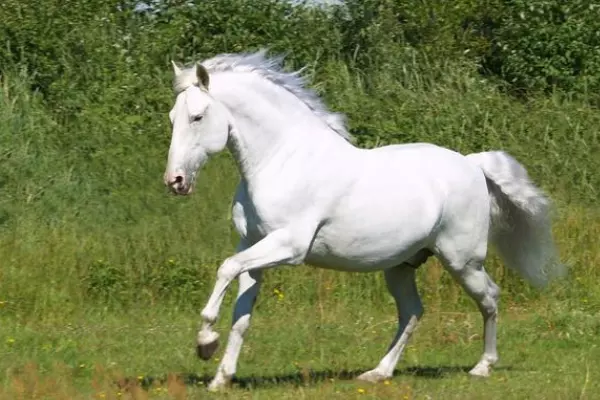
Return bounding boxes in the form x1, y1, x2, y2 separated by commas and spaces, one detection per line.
196, 242, 249, 361
205, 270, 263, 391
197, 226, 315, 390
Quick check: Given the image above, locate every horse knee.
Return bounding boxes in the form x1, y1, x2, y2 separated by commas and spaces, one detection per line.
217, 258, 243, 282
231, 314, 252, 337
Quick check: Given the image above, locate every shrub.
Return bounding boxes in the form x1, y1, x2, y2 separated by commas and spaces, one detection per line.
482, 1, 600, 99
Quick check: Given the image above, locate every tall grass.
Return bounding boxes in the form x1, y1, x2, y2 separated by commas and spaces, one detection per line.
0, 56, 598, 323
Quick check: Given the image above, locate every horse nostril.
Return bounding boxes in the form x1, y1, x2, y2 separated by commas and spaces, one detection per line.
165, 172, 185, 188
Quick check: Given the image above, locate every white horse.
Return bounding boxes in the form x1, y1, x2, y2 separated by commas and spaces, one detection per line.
163, 50, 564, 391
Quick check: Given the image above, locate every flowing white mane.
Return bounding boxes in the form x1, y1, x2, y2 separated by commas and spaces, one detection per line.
172, 49, 352, 141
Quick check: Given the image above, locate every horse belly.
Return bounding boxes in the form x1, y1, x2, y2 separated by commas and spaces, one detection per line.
305, 210, 437, 272
304, 161, 444, 271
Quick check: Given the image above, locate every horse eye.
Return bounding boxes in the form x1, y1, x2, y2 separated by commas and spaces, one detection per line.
191, 115, 203, 123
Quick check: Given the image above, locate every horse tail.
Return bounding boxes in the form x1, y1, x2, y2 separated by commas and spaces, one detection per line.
466, 151, 566, 287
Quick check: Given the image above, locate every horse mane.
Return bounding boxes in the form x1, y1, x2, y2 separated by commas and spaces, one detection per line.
172, 49, 352, 141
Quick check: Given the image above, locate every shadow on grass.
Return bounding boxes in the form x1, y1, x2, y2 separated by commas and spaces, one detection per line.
123, 365, 516, 391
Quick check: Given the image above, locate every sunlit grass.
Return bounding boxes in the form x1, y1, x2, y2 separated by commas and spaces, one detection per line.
0, 207, 598, 399
1, 294, 598, 399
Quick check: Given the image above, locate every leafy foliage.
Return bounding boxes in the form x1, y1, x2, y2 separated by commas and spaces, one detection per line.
482, 0, 600, 97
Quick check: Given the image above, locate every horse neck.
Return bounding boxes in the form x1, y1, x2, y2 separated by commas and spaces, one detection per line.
211, 72, 347, 179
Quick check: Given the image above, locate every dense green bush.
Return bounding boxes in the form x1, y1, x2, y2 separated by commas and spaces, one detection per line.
482, 0, 600, 98
2, 0, 599, 108
334, 0, 600, 99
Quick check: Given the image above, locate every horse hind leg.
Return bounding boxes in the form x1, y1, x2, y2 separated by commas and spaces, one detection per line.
467, 269, 500, 377
436, 237, 501, 377
357, 250, 431, 383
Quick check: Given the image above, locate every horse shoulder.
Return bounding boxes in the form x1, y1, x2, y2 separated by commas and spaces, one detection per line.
231, 181, 264, 244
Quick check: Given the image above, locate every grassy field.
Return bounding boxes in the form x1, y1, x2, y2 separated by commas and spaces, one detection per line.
0, 302, 598, 400
1, 205, 599, 399
1, 52, 599, 399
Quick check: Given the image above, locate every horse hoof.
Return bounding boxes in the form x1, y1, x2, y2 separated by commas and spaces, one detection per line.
196, 331, 220, 360
468, 363, 491, 378
356, 369, 390, 383
207, 375, 231, 392
196, 339, 219, 360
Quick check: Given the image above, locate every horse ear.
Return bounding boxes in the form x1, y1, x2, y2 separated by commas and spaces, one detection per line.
171, 60, 182, 76
196, 63, 210, 89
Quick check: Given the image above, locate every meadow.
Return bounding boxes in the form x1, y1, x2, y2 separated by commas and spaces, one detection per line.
1, 1, 599, 398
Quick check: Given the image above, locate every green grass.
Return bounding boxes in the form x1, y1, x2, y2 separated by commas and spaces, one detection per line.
1, 53, 599, 399
1, 207, 598, 399
1, 280, 599, 399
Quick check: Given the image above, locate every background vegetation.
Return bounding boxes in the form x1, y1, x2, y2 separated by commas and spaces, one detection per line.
0, 0, 598, 398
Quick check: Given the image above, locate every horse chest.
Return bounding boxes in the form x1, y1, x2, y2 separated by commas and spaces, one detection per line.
230, 182, 295, 245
